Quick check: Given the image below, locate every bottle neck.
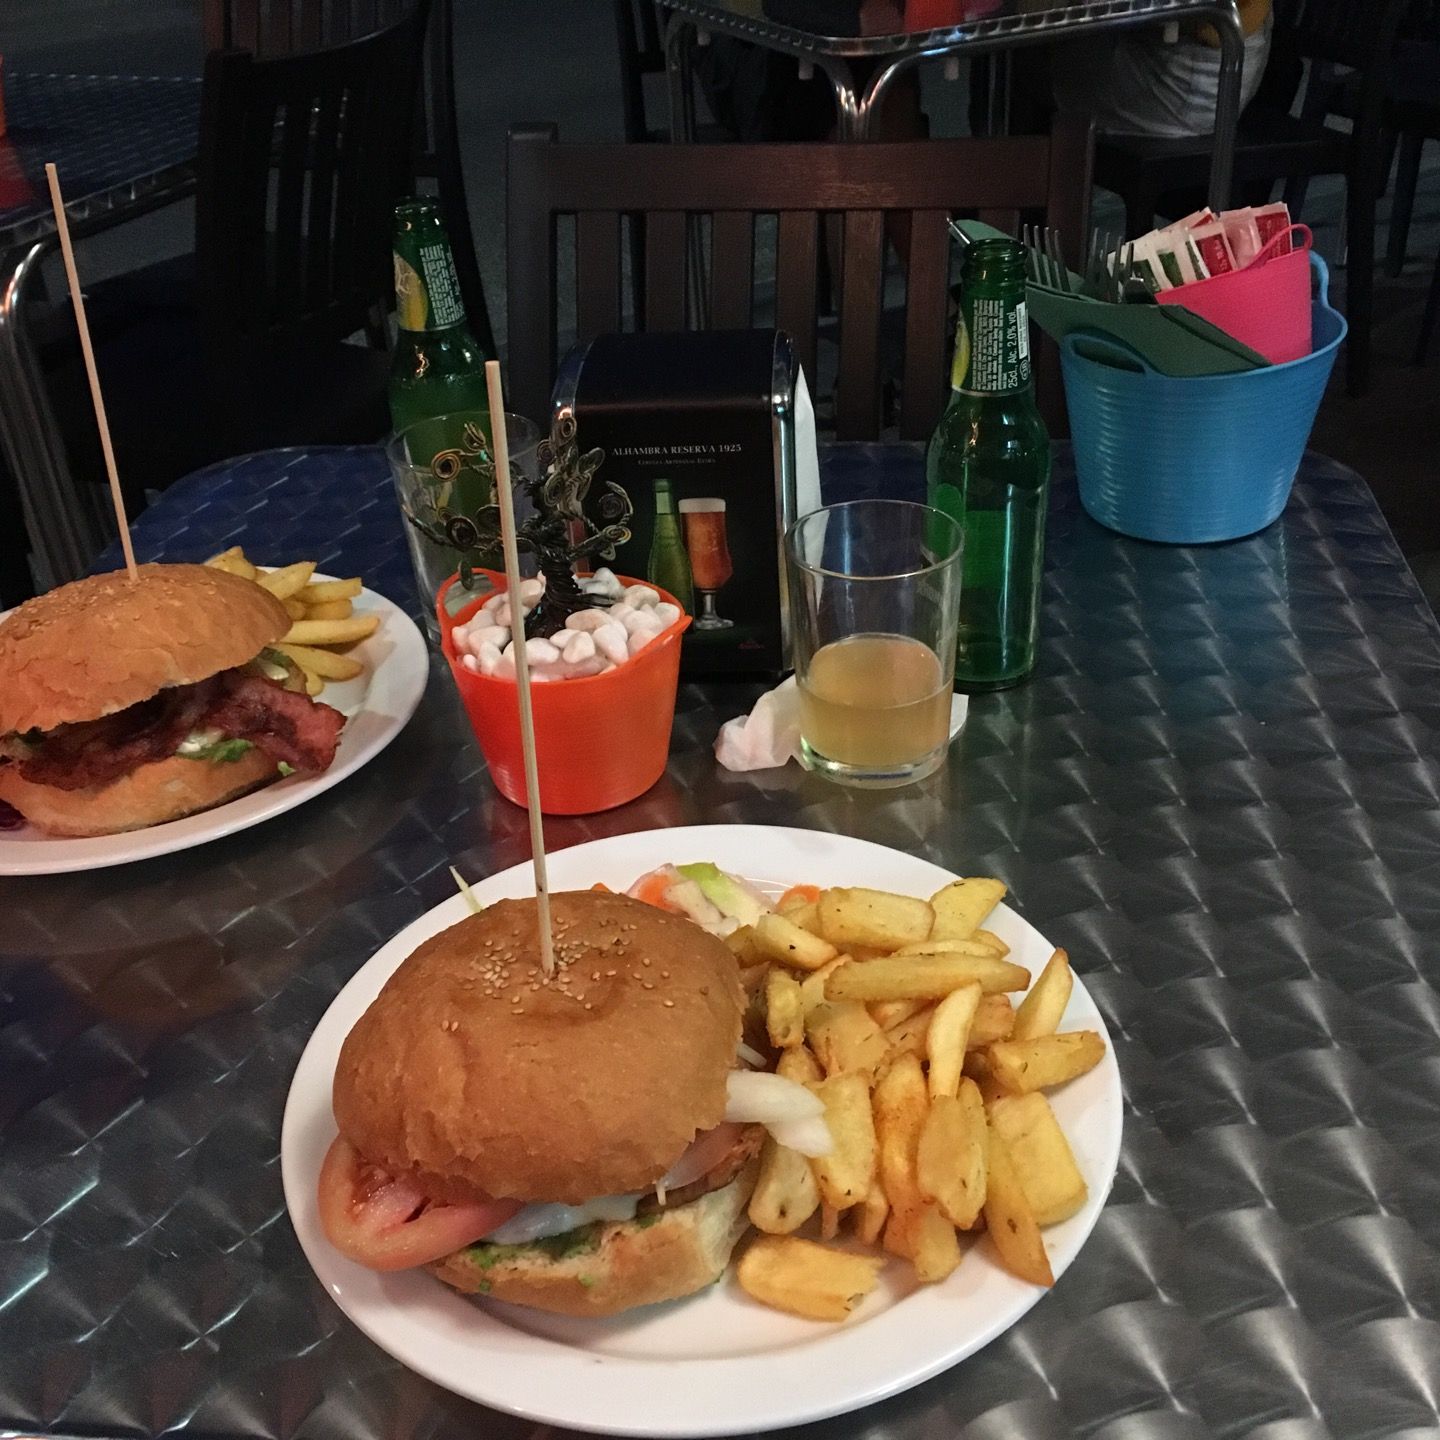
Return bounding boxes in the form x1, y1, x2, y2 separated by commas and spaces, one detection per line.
951, 284, 1031, 398
654, 485, 677, 517
393, 233, 468, 334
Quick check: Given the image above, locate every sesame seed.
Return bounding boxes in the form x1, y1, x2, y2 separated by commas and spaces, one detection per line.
664, 999, 675, 1008
642, 957, 652, 967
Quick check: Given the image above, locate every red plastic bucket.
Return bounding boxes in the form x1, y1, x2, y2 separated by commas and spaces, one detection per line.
1157, 224, 1314, 365
438, 571, 691, 815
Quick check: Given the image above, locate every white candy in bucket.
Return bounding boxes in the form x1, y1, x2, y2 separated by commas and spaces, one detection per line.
452, 569, 684, 681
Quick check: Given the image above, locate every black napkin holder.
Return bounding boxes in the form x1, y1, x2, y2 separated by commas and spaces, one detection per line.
551, 329, 807, 678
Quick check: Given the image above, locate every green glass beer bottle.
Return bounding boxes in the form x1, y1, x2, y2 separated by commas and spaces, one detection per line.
389, 197, 491, 437
647, 479, 695, 613
926, 238, 1051, 692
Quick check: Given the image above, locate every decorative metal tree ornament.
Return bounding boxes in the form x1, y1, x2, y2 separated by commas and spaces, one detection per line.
405, 414, 632, 637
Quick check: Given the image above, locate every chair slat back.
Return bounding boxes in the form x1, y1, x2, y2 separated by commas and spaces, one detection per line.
196, 1, 429, 369
1290, 0, 1411, 68
505, 118, 1093, 439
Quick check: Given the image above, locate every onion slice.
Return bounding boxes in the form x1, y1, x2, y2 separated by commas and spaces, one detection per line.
768, 1114, 834, 1158
725, 1069, 826, 1124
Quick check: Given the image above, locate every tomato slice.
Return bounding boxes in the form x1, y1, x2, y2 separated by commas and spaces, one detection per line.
317, 1137, 523, 1271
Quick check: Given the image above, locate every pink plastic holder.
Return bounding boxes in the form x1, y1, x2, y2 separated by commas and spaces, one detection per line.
1157, 224, 1315, 365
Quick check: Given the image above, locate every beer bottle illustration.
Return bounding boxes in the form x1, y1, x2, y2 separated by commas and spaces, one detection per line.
647, 479, 695, 613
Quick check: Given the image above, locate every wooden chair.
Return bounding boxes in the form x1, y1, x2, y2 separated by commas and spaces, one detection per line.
42, 2, 430, 505
504, 117, 1093, 441
202, 0, 495, 357
1092, 0, 1413, 397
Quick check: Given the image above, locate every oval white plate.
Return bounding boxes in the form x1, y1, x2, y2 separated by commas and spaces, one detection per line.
282, 825, 1123, 1438
0, 583, 428, 875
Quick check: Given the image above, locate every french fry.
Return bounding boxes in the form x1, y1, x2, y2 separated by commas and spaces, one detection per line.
765, 968, 805, 1049
827, 952, 1030, 1003
970, 993, 1016, 1049
282, 597, 307, 621
299, 576, 363, 604
818, 888, 934, 951
987, 1031, 1106, 1094
205, 545, 257, 580
907, 1201, 963, 1283
983, 1117, 1054, 1286
854, 1180, 890, 1246
755, 911, 839, 972
777, 1045, 823, 1087
917, 1082, 988, 1229
820, 1203, 842, 1241
973, 928, 1010, 958
882, 1005, 933, 1061
926, 982, 982, 1100
873, 1052, 928, 1219
963, 1048, 1008, 1107
893, 937, 1009, 959
303, 599, 353, 622
737, 1236, 884, 1322
259, 560, 317, 600
810, 1073, 877, 1210
748, 1137, 820, 1235
301, 666, 324, 696
929, 878, 1007, 941
726, 925, 765, 967
871, 997, 929, 1030
987, 1093, 1087, 1225
274, 643, 364, 682
784, 900, 823, 935
807, 1001, 889, 1078
283, 614, 380, 646
1011, 949, 1074, 1041
800, 956, 850, 1018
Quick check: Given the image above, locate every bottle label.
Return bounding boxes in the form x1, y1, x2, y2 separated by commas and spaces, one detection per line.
393, 242, 465, 331
952, 292, 1030, 396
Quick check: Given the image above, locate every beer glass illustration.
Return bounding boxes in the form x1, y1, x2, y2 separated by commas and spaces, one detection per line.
678, 498, 734, 630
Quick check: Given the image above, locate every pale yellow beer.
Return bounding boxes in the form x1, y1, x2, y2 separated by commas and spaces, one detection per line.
798, 633, 950, 769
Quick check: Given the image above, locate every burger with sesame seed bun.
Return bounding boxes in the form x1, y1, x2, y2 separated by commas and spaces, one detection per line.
318, 888, 824, 1317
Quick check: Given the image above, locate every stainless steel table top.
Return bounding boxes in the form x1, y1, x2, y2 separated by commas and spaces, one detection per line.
4, 442, 1440, 1439
0, 73, 201, 255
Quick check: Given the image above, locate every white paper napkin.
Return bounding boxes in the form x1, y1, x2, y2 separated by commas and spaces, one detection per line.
715, 676, 969, 772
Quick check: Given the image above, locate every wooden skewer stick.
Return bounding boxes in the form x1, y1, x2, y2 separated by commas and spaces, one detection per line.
44, 163, 138, 581
484, 360, 556, 979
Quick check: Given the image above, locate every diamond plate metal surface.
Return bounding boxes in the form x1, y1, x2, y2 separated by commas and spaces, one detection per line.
1, 74, 201, 252
3, 443, 1440, 1440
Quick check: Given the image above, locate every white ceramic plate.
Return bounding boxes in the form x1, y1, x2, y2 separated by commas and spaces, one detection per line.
0, 582, 428, 875
282, 825, 1123, 1438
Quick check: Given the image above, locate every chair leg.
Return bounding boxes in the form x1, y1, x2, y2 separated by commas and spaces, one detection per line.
1387, 131, 1424, 278
1416, 244, 1440, 366
1344, 156, 1379, 397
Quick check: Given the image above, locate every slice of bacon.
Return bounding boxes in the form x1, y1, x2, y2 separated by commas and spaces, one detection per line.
13, 668, 344, 790
203, 671, 344, 773
17, 679, 220, 790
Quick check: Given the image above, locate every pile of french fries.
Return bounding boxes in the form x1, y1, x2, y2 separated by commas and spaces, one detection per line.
730, 878, 1107, 1323
205, 547, 377, 694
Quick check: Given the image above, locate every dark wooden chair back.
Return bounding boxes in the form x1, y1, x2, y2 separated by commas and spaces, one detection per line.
614, 0, 667, 144
202, 0, 495, 355
505, 118, 1093, 440
195, 1, 429, 375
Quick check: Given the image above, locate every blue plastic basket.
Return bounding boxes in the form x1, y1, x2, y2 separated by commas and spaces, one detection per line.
1061, 252, 1346, 544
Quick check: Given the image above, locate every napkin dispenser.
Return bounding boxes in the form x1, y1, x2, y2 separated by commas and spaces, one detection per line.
551, 329, 819, 677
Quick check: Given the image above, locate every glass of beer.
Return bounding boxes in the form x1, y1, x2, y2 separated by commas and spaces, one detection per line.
678, 498, 734, 629
785, 500, 963, 788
